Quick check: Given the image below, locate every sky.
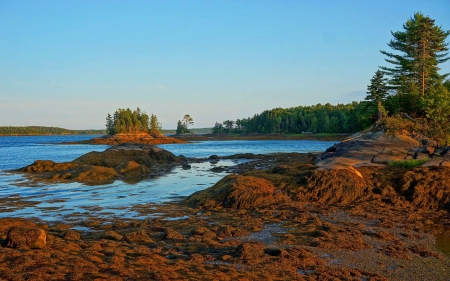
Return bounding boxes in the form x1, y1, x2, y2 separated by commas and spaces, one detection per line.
1, 0, 449, 130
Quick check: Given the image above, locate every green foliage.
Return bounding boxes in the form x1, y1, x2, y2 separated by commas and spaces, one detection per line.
212, 102, 367, 135
365, 70, 389, 121
388, 159, 429, 168
421, 83, 450, 144
380, 12, 450, 97
376, 115, 414, 135
176, 115, 194, 134
0, 126, 105, 135
106, 107, 160, 135
149, 114, 162, 134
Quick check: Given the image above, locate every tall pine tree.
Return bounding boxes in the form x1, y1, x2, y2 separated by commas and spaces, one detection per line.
380, 12, 450, 98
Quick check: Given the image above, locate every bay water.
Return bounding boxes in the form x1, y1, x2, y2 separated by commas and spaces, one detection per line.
0, 135, 336, 222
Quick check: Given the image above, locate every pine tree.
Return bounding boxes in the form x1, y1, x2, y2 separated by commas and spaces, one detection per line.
366, 70, 389, 120
149, 114, 161, 135
105, 113, 114, 135
380, 12, 450, 97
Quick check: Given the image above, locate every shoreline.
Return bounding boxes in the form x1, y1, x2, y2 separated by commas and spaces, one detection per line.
1, 131, 450, 280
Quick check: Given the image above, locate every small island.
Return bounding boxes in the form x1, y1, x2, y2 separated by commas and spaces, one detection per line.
65, 108, 184, 145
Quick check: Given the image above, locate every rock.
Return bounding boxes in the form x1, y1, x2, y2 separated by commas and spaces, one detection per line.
20, 160, 77, 173
63, 230, 81, 241
208, 155, 220, 160
117, 161, 150, 176
210, 167, 225, 173
421, 146, 435, 155
3, 227, 46, 249
237, 242, 265, 260
161, 228, 183, 240
70, 132, 184, 145
123, 230, 153, 243
185, 175, 288, 209
182, 164, 191, 170
414, 152, 430, 160
73, 166, 117, 182
190, 227, 217, 240
19, 144, 183, 184
101, 230, 123, 241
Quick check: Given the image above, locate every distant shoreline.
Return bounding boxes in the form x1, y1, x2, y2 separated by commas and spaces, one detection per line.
172, 133, 350, 142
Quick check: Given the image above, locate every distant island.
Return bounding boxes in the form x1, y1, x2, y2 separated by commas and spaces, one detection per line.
0, 126, 106, 136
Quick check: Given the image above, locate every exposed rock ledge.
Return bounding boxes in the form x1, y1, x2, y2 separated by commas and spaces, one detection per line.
64, 132, 185, 145
17, 143, 186, 184
186, 131, 450, 212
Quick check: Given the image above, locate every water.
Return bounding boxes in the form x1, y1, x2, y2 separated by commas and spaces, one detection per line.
0, 135, 335, 221
158, 139, 333, 158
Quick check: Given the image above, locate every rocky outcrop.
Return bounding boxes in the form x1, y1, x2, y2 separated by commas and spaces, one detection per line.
18, 144, 186, 184
66, 132, 184, 145
187, 131, 450, 212
317, 131, 449, 168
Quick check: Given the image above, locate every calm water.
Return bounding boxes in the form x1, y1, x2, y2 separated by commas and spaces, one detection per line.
0, 135, 336, 222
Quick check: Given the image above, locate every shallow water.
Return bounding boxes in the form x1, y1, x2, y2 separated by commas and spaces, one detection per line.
157, 139, 335, 158
0, 135, 336, 221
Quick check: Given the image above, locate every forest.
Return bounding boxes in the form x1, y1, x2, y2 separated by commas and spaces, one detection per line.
212, 102, 367, 134
0, 126, 105, 136
213, 12, 450, 144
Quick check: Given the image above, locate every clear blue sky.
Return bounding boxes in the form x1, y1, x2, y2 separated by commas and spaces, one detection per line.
1, 0, 449, 129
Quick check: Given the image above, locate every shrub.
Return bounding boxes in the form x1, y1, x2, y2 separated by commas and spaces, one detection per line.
388, 159, 429, 168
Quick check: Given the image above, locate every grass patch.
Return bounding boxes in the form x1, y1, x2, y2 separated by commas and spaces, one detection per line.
388, 159, 429, 168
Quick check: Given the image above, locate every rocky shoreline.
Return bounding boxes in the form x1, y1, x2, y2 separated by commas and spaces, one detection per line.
1, 131, 450, 280
64, 132, 185, 145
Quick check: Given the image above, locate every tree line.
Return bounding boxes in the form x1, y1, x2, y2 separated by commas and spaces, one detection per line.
213, 12, 450, 144
0, 126, 105, 135
212, 102, 366, 134
105, 108, 161, 135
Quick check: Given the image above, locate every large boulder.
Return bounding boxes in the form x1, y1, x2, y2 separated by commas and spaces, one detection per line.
3, 227, 46, 249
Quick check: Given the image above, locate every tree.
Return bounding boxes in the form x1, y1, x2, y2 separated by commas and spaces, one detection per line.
149, 114, 161, 134
366, 70, 389, 120
421, 82, 450, 144
105, 113, 114, 135
380, 12, 450, 97
182, 114, 194, 131
176, 120, 184, 134
105, 108, 152, 135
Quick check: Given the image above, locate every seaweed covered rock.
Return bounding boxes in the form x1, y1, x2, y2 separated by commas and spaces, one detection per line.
185, 175, 289, 209
18, 144, 185, 184
397, 166, 450, 210
302, 166, 370, 205
19, 160, 77, 173
3, 227, 46, 249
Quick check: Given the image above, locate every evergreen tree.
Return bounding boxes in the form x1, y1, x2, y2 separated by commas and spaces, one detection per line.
380, 12, 450, 97
106, 113, 114, 135
176, 120, 184, 134
149, 114, 161, 134
366, 70, 389, 120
